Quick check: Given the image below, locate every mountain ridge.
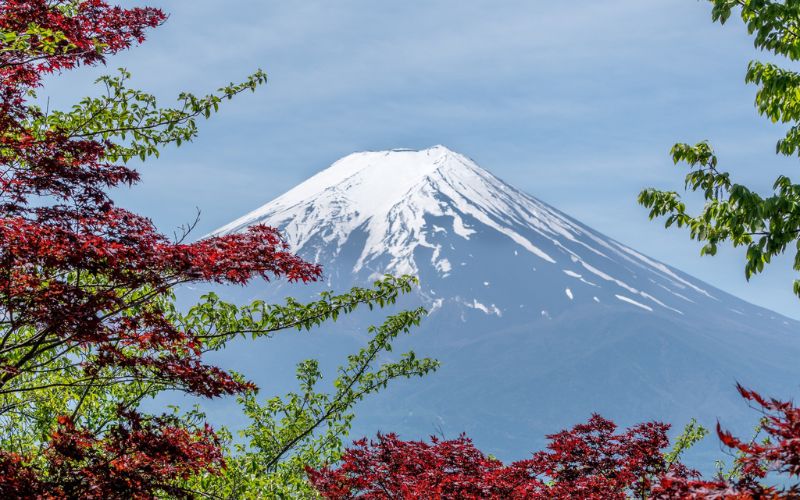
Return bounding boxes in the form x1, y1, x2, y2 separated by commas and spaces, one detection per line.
205, 145, 800, 469
211, 145, 786, 325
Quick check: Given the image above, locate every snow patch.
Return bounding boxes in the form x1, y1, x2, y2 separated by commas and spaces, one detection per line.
615, 295, 653, 312
468, 299, 502, 317
450, 212, 475, 239
579, 259, 639, 295
563, 268, 598, 287
656, 283, 695, 303
435, 258, 452, 274
612, 244, 715, 299
638, 291, 683, 315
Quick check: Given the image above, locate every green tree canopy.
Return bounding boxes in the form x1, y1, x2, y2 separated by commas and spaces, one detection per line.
639, 0, 800, 298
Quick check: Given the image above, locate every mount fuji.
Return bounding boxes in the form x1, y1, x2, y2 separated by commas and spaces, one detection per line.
209, 145, 800, 467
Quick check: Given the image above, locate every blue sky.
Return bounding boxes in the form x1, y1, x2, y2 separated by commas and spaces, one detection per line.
51, 1, 800, 319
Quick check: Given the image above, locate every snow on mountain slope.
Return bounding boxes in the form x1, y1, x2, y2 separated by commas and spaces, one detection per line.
209, 145, 800, 469
213, 145, 740, 321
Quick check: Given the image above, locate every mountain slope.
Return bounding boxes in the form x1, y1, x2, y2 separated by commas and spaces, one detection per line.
210, 145, 800, 467
216, 145, 758, 322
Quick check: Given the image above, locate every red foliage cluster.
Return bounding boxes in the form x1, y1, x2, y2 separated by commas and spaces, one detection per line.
307, 415, 693, 499
310, 387, 800, 499
0, 411, 223, 499
652, 384, 800, 499
0, 452, 40, 498
0, 0, 320, 496
522, 415, 694, 498
0, 0, 320, 401
308, 434, 519, 499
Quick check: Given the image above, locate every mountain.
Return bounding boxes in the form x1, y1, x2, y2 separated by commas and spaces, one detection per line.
209, 145, 800, 468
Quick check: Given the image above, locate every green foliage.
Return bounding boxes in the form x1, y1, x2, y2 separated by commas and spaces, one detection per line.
178, 274, 419, 349
189, 305, 438, 498
714, 416, 769, 481
36, 67, 267, 163
0, 281, 181, 460
665, 418, 709, 468
711, 1, 800, 60
0, 24, 75, 56
639, 0, 800, 298
0, 275, 436, 495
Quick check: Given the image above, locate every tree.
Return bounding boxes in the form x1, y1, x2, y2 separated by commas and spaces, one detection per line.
635, 0, 800, 496
639, 0, 800, 298
0, 1, 437, 496
0, 274, 436, 498
307, 416, 700, 499
652, 384, 800, 498
309, 399, 800, 498
182, 284, 437, 498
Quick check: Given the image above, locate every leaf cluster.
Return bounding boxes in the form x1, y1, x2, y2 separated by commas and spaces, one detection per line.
38, 68, 267, 163
639, 0, 800, 298
192, 303, 438, 498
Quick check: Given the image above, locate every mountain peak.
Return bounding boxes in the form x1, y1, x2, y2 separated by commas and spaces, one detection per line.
214, 147, 724, 316
212, 145, 485, 239
209, 147, 800, 471
274, 145, 478, 212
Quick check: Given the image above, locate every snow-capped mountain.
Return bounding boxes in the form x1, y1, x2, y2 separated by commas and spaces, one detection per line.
210, 145, 800, 468
216, 145, 736, 320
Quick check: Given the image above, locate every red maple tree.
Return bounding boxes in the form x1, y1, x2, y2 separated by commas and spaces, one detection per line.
652, 384, 800, 499
309, 389, 800, 499
307, 415, 696, 499
0, 411, 224, 498
0, 0, 319, 496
